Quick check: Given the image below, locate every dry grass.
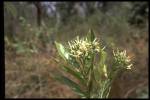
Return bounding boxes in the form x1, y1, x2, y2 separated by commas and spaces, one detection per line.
5, 50, 78, 98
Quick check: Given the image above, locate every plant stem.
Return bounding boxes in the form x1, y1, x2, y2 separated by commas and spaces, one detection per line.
87, 54, 94, 98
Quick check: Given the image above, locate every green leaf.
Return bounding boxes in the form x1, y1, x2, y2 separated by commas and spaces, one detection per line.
106, 87, 111, 98
87, 29, 95, 42
98, 50, 107, 77
62, 66, 85, 85
93, 67, 101, 83
100, 50, 107, 65
69, 57, 80, 68
101, 80, 111, 98
54, 74, 85, 97
103, 64, 108, 78
55, 41, 69, 60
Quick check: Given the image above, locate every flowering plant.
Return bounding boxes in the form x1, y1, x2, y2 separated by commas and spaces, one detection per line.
54, 29, 132, 98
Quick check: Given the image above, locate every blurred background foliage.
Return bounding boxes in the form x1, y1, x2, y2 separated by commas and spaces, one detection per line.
4, 1, 148, 98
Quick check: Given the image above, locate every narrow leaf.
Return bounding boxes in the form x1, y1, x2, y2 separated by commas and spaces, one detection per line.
54, 74, 85, 97
87, 29, 95, 42
100, 50, 107, 65
62, 65, 85, 85
103, 64, 108, 78
98, 50, 107, 77
55, 41, 69, 60
93, 67, 101, 83
69, 57, 80, 68
101, 80, 111, 98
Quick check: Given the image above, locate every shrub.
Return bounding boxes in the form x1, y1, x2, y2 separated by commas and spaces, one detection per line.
53, 29, 133, 98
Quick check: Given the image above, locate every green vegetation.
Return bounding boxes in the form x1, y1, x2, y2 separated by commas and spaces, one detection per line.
54, 30, 132, 98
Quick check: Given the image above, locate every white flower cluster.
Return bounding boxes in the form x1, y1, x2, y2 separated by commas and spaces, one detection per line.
113, 49, 133, 69
68, 36, 100, 58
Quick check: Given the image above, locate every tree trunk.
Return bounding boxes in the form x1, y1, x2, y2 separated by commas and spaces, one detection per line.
34, 2, 42, 27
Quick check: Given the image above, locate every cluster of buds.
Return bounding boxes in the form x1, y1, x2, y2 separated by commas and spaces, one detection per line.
68, 36, 100, 58
113, 49, 133, 69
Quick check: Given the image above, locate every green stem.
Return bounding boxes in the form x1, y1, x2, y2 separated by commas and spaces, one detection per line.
87, 54, 94, 98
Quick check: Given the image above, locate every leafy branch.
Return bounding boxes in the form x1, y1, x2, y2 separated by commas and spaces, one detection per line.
53, 29, 133, 98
